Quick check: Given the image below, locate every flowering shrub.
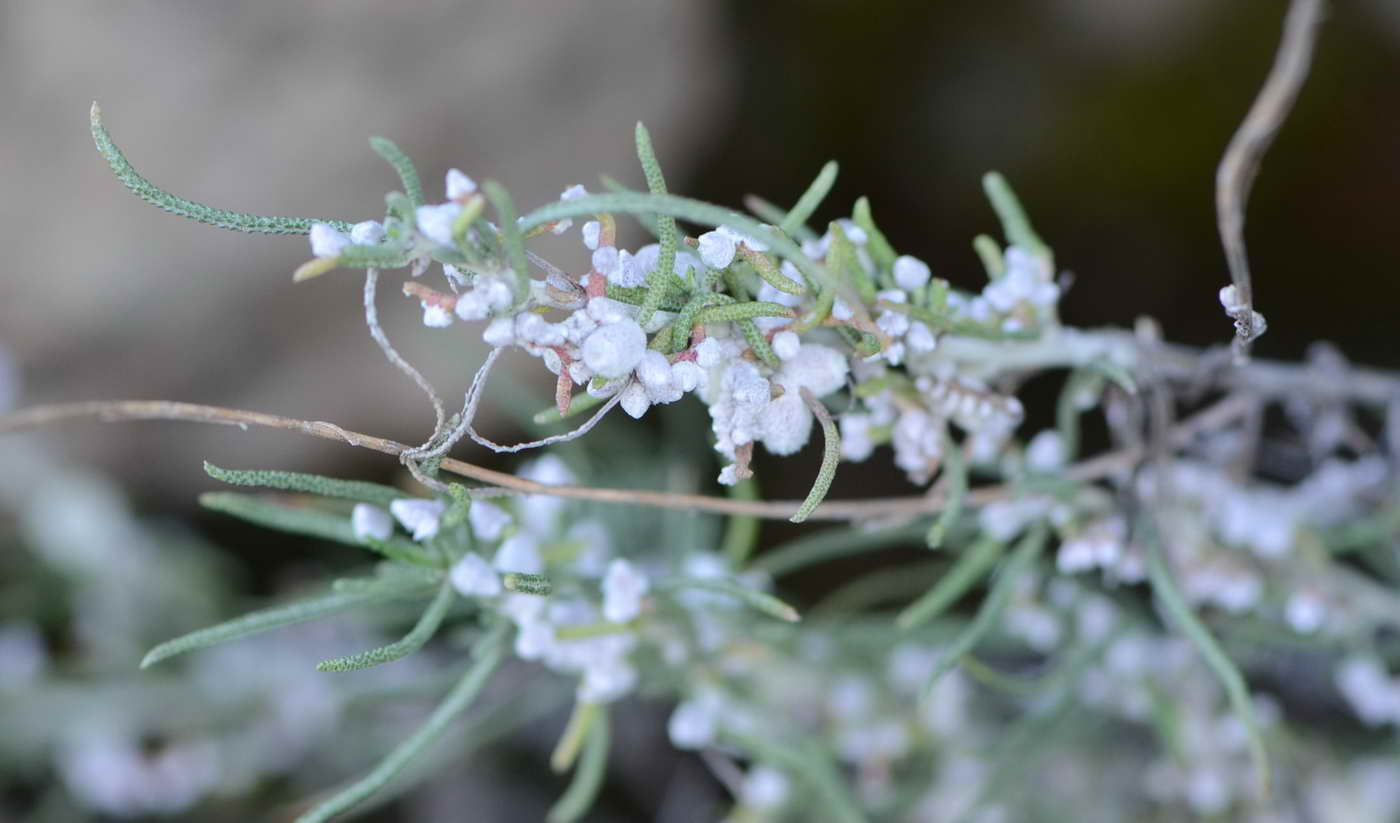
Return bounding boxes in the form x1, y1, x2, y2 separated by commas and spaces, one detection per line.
5, 16, 1400, 814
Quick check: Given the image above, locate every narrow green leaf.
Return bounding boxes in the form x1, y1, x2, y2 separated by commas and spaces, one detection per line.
204, 462, 403, 507
316, 579, 455, 671
972, 234, 1004, 280
660, 577, 800, 622
896, 534, 1003, 630
925, 436, 967, 548
295, 624, 507, 823
1146, 533, 1270, 794
780, 161, 839, 237
744, 194, 818, 242
550, 700, 599, 773
723, 731, 867, 823
738, 319, 781, 368
921, 524, 1048, 694
90, 102, 349, 235
827, 221, 876, 303
982, 172, 1048, 260
369, 137, 425, 208
634, 122, 681, 327
791, 389, 840, 524
752, 522, 927, 577
851, 197, 897, 272
736, 244, 806, 295
721, 476, 761, 566
482, 181, 530, 307
692, 301, 796, 325
141, 581, 432, 668
547, 707, 611, 823
199, 492, 436, 567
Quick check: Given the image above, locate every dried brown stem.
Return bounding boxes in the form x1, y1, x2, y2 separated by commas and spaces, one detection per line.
0, 395, 1249, 523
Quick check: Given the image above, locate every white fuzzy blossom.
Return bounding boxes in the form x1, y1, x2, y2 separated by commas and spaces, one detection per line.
581, 318, 647, 379
893, 255, 932, 291
389, 498, 446, 542
350, 503, 393, 542
445, 168, 477, 199
468, 501, 512, 541
602, 558, 649, 623
450, 552, 503, 597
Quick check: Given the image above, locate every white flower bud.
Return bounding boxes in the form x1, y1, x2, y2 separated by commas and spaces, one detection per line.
421, 304, 454, 328
776, 343, 848, 396
671, 360, 703, 392
668, 695, 721, 749
697, 229, 738, 269
349, 220, 385, 246
390, 498, 446, 542
309, 223, 350, 257
906, 321, 937, 352
1025, 430, 1066, 473
694, 337, 724, 369
602, 558, 649, 623
620, 382, 651, 419
636, 350, 673, 392
581, 319, 647, 378
450, 552, 502, 597
482, 317, 516, 347
351, 503, 393, 542
468, 501, 511, 541
772, 330, 801, 361
759, 390, 814, 456
742, 767, 791, 810
494, 534, 543, 574
893, 255, 932, 291
455, 291, 491, 321
446, 168, 477, 199
582, 220, 601, 250
415, 202, 463, 246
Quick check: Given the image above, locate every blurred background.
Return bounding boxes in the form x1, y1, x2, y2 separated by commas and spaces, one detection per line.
2, 0, 1399, 820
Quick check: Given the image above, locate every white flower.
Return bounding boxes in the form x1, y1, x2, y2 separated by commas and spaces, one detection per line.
775, 343, 848, 397
389, 498, 446, 541
455, 291, 491, 321
718, 224, 768, 252
840, 414, 876, 462
560, 184, 587, 201
468, 501, 511, 541
906, 321, 937, 352
694, 336, 725, 369
1025, 430, 1066, 473
450, 552, 502, 597
671, 360, 703, 393
1218, 284, 1245, 313
577, 657, 638, 703
581, 319, 647, 379
482, 317, 515, 347
309, 223, 350, 257
446, 168, 477, 199
636, 350, 674, 394
697, 229, 738, 269
772, 330, 801, 361
759, 389, 813, 456
582, 220, 601, 250
893, 255, 932, 291
415, 202, 463, 246
494, 534, 543, 574
620, 382, 651, 419
602, 558, 649, 623
350, 503, 393, 542
668, 692, 723, 749
1286, 591, 1327, 634
421, 304, 454, 328
742, 767, 791, 810
349, 220, 385, 245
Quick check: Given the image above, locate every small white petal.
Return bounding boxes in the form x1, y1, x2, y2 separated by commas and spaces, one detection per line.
671, 360, 703, 393
559, 184, 587, 201
416, 203, 463, 247
349, 220, 385, 246
422, 304, 454, 328
893, 255, 932, 291
771, 330, 801, 361
494, 534, 544, 574
620, 382, 651, 419
351, 504, 394, 542
1025, 430, 1066, 473
390, 498, 446, 542
482, 317, 516, 346
697, 230, 738, 270
602, 558, 649, 623
450, 552, 502, 597
446, 168, 477, 199
582, 220, 601, 250
309, 223, 350, 258
581, 320, 647, 379
468, 501, 512, 541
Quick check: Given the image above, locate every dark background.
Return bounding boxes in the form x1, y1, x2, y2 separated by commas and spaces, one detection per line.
2, 1, 1399, 819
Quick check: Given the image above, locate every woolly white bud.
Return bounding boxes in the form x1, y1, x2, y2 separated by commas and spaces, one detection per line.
671, 360, 703, 392
446, 168, 477, 199
602, 558, 649, 623
421, 304, 454, 328
718, 224, 768, 252
619, 382, 651, 419
351, 503, 393, 542
586, 296, 631, 326
581, 319, 647, 378
697, 229, 738, 269
455, 291, 491, 322
777, 343, 848, 396
494, 534, 543, 574
482, 317, 515, 347
390, 498, 446, 542
742, 767, 791, 811
577, 658, 638, 703
450, 552, 502, 597
906, 321, 937, 352
694, 337, 724, 369
1218, 284, 1245, 313
415, 203, 462, 247
468, 501, 511, 541
516, 313, 566, 346
560, 184, 587, 201
893, 255, 932, 291
349, 220, 386, 246
636, 350, 673, 392
831, 299, 855, 321
582, 220, 601, 250
309, 223, 350, 257
759, 390, 814, 456
1025, 430, 1066, 473
770, 330, 799, 361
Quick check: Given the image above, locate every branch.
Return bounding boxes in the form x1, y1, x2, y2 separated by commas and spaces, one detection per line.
1215, 0, 1326, 363
0, 395, 1249, 523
